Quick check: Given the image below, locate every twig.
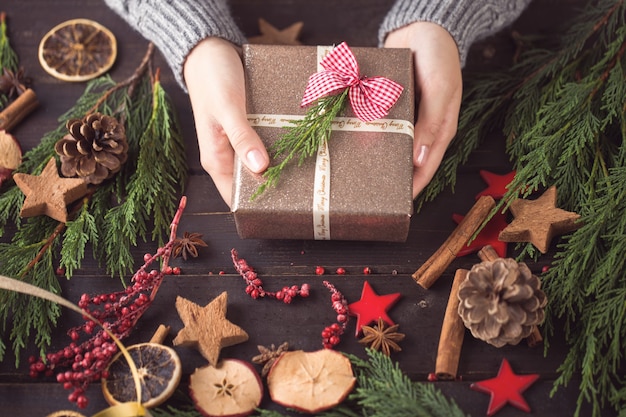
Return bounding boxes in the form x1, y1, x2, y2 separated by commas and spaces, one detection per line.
86, 42, 155, 116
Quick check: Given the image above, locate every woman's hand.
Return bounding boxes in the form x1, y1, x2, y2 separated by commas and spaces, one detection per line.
384, 22, 463, 198
184, 37, 269, 207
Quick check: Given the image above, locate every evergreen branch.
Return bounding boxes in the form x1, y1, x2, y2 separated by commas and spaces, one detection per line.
348, 350, 469, 417
0, 43, 186, 363
253, 89, 349, 198
60, 199, 98, 278
0, 11, 18, 72
0, 222, 62, 365
103, 68, 187, 277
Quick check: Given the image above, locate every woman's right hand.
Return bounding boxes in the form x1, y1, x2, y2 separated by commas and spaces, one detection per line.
184, 37, 270, 207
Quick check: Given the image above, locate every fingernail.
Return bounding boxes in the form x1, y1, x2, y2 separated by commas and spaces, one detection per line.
416, 145, 429, 167
246, 149, 266, 172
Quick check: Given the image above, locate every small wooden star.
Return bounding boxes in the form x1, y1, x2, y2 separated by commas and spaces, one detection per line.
13, 157, 88, 223
348, 281, 401, 336
173, 292, 249, 367
475, 170, 517, 200
471, 358, 539, 416
248, 18, 303, 45
452, 210, 509, 258
498, 186, 581, 253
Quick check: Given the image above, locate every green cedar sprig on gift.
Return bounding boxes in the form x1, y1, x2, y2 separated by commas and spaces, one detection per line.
252, 88, 349, 199
415, 0, 625, 415
0, 44, 187, 365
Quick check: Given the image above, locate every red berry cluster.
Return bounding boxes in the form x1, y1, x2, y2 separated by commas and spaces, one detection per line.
29, 197, 188, 409
321, 280, 349, 349
231, 248, 310, 303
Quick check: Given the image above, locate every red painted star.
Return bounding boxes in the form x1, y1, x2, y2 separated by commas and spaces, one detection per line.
476, 170, 516, 200
452, 210, 509, 258
471, 358, 539, 416
347, 281, 401, 336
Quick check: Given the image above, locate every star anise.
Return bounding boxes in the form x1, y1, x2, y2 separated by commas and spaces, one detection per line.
171, 231, 208, 260
251, 342, 289, 377
359, 317, 405, 356
0, 67, 28, 100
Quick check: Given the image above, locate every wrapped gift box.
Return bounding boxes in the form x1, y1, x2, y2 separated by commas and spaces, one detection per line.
231, 43, 414, 242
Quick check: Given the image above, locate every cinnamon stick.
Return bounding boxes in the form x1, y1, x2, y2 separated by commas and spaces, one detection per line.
149, 324, 171, 344
413, 196, 496, 289
435, 268, 467, 380
0, 88, 38, 131
477, 244, 543, 347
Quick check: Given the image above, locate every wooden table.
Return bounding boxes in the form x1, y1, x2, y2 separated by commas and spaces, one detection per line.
0, 1, 608, 416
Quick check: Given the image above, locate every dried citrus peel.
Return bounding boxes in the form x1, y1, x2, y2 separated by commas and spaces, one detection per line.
38, 19, 117, 82
102, 342, 182, 408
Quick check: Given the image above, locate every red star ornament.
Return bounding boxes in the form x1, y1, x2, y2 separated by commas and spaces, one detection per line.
476, 170, 516, 200
471, 358, 539, 416
347, 281, 401, 336
452, 210, 509, 258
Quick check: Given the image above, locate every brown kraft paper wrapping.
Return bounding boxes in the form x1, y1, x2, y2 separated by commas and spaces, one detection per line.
231, 44, 414, 242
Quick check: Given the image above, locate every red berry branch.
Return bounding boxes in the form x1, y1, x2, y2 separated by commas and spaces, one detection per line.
29, 196, 188, 409
321, 281, 349, 349
231, 248, 310, 303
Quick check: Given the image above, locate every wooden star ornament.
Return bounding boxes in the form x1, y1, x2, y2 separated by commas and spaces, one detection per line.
347, 281, 401, 336
13, 157, 88, 223
248, 18, 303, 45
173, 291, 249, 367
498, 186, 581, 253
471, 358, 539, 416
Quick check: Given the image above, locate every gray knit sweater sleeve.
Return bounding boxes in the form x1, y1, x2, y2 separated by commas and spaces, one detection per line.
104, 0, 246, 87
379, 0, 532, 65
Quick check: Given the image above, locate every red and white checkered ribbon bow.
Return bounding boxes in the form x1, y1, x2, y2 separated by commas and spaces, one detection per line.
301, 42, 404, 122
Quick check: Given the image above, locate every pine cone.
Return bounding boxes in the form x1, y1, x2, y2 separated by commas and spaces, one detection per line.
457, 258, 547, 347
54, 113, 128, 184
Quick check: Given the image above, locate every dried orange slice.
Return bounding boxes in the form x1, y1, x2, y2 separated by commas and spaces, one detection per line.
46, 411, 86, 417
267, 349, 356, 413
189, 359, 263, 417
38, 19, 117, 82
102, 342, 182, 409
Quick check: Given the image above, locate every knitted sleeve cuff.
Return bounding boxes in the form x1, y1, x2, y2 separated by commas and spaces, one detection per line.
104, 0, 246, 88
379, 0, 532, 66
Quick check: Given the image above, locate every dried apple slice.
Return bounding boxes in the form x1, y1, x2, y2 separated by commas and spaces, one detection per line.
189, 359, 263, 417
38, 19, 117, 82
102, 342, 182, 408
0, 130, 22, 186
267, 349, 356, 414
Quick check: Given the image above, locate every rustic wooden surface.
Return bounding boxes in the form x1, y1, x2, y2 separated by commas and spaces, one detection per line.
0, 1, 609, 416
